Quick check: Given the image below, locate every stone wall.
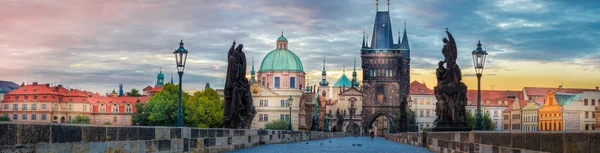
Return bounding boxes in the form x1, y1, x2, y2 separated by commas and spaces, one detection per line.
0, 122, 345, 153
386, 131, 600, 153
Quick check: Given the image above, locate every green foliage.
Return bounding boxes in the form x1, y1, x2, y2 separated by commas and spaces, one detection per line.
132, 103, 149, 125
185, 88, 224, 128
0, 116, 10, 121
264, 120, 289, 130
142, 83, 190, 126
466, 110, 496, 131
466, 110, 476, 129
126, 89, 142, 97
482, 112, 496, 131
67, 115, 90, 124
103, 121, 112, 125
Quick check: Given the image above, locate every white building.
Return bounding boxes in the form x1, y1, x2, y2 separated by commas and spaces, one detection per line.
563, 90, 600, 131
408, 81, 436, 131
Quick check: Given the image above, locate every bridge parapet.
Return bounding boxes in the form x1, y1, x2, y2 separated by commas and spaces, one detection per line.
386, 131, 600, 153
0, 122, 345, 152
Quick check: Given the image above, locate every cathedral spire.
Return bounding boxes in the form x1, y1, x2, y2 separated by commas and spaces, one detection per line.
387, 0, 390, 11
366, 36, 369, 48
170, 72, 174, 84
319, 56, 329, 86
250, 56, 256, 83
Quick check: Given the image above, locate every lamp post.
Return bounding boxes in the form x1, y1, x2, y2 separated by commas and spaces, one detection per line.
173, 40, 188, 127
288, 95, 294, 131
472, 41, 488, 131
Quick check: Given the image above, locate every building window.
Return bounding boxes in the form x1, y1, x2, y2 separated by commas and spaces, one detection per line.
122, 116, 126, 123
33, 94, 37, 100
96, 117, 99, 123
585, 112, 589, 118
261, 77, 266, 86
585, 124, 589, 130
260, 100, 269, 107
259, 114, 268, 121
419, 99, 424, 105
290, 77, 295, 88
593, 112, 596, 118
584, 99, 588, 105
274, 77, 281, 88
13, 114, 17, 120
100, 104, 106, 112
22, 114, 27, 120
22, 104, 27, 110
41, 104, 47, 110
280, 114, 290, 121
31, 104, 37, 110
54, 104, 58, 109
31, 114, 36, 120
592, 99, 596, 106
104, 117, 108, 123
3, 104, 7, 110
41, 114, 46, 120
68, 104, 72, 111
426, 110, 430, 117
83, 105, 87, 111
3, 114, 7, 118
425, 98, 431, 105
280, 100, 289, 107
112, 104, 119, 112
68, 116, 72, 121
419, 111, 423, 117
113, 116, 117, 123
126, 104, 132, 112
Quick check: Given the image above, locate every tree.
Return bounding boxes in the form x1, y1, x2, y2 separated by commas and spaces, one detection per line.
0, 116, 10, 121
185, 88, 224, 128
466, 110, 496, 131
68, 115, 90, 124
132, 102, 149, 125
126, 89, 142, 97
135, 83, 189, 126
264, 120, 289, 130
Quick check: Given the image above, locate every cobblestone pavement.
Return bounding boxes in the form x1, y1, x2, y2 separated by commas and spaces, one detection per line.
228, 136, 434, 153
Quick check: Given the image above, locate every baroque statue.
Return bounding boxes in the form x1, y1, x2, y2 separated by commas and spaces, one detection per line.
431, 29, 471, 131
223, 41, 257, 129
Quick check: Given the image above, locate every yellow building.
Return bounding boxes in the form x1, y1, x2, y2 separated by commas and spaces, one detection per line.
521, 101, 539, 131
538, 90, 563, 131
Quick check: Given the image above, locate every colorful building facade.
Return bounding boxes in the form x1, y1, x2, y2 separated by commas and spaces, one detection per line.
408, 81, 436, 131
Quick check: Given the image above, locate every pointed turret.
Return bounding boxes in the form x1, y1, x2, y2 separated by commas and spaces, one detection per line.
250, 56, 256, 83
362, 30, 366, 48
366, 36, 369, 48
170, 73, 174, 84
205, 81, 210, 90
371, 0, 394, 49
397, 30, 401, 47
118, 83, 123, 97
352, 57, 359, 87
400, 21, 410, 50
319, 56, 329, 86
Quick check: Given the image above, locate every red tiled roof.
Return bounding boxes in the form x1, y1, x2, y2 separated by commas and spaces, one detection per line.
410, 81, 434, 95
150, 86, 163, 92
523, 87, 595, 103
466, 90, 519, 107
143, 86, 153, 91
89, 96, 149, 105
8, 83, 60, 95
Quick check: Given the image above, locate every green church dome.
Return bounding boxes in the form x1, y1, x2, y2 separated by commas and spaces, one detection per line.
259, 48, 304, 72
157, 71, 164, 79
277, 35, 287, 41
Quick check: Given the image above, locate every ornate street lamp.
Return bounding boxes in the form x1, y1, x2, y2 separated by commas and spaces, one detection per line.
173, 40, 188, 127
288, 95, 294, 131
472, 41, 488, 131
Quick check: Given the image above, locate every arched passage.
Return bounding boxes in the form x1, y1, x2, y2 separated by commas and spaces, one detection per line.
364, 113, 395, 137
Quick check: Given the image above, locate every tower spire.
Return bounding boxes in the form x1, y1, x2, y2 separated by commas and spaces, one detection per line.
400, 20, 410, 50
387, 0, 390, 11
352, 57, 359, 87
319, 56, 329, 86
376, 0, 379, 11
170, 72, 174, 84
250, 56, 256, 83
366, 36, 369, 47
362, 30, 366, 48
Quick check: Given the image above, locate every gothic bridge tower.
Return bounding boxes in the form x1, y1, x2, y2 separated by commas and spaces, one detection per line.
361, 0, 411, 133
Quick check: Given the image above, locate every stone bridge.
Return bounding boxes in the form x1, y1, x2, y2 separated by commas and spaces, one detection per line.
0, 122, 345, 153
386, 131, 600, 153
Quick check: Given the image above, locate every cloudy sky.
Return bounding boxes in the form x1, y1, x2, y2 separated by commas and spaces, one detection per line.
0, 0, 598, 93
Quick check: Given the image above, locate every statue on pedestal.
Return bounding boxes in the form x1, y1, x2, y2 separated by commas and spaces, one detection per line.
431, 29, 472, 131
223, 41, 257, 129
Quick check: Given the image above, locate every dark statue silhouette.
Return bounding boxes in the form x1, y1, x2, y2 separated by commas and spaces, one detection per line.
431, 29, 472, 131
223, 41, 257, 129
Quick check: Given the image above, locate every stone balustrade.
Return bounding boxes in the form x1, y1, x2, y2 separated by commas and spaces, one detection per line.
386, 131, 600, 153
0, 122, 345, 153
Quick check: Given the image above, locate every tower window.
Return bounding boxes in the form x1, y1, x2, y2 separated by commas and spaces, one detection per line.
274, 77, 281, 88
290, 77, 295, 88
